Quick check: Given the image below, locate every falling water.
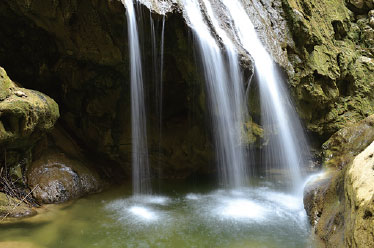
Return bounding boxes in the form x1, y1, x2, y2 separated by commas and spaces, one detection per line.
220, 0, 309, 190
150, 13, 166, 184
123, 0, 151, 194
181, 0, 248, 187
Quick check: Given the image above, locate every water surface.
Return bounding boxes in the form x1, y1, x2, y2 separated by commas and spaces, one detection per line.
0, 180, 313, 248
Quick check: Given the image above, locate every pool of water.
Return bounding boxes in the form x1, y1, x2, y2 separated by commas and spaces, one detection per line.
0, 179, 315, 248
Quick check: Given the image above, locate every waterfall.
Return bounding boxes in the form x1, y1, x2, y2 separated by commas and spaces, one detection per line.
220, 0, 309, 190
181, 0, 248, 187
124, 0, 151, 194
124, 0, 309, 191
180, 0, 309, 190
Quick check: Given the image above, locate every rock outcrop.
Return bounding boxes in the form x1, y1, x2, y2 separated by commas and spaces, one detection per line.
282, 0, 374, 140
345, 141, 374, 247
0, 67, 59, 148
304, 115, 374, 247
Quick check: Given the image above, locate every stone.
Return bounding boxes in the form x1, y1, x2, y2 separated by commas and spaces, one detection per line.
303, 172, 333, 226
0, 67, 59, 149
322, 114, 374, 169
0, 192, 36, 218
350, 0, 365, 9
27, 150, 102, 204
369, 9, 374, 17
369, 17, 374, 28
345, 141, 374, 247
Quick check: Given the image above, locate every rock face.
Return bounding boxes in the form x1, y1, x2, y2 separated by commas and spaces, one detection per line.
282, 0, 374, 139
345, 141, 374, 247
304, 115, 374, 247
27, 150, 102, 204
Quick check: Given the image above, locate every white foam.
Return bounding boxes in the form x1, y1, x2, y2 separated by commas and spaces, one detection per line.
219, 199, 268, 220
129, 206, 157, 220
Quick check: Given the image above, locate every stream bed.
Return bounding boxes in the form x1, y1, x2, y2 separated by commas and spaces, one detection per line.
0, 179, 314, 248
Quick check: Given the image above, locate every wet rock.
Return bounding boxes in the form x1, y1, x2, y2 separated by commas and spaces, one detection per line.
345, 141, 374, 247
304, 115, 374, 247
0, 192, 36, 218
27, 150, 102, 204
303, 173, 333, 226
322, 114, 374, 169
0, 67, 59, 149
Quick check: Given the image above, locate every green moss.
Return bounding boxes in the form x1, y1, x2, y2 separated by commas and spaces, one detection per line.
0, 67, 14, 101
0, 67, 60, 147
282, 0, 374, 138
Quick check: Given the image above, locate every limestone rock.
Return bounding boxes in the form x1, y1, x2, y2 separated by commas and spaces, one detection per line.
345, 141, 374, 247
27, 150, 102, 204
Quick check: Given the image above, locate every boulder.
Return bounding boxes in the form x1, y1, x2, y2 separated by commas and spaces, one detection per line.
27, 150, 102, 204
345, 141, 374, 247
0, 67, 59, 148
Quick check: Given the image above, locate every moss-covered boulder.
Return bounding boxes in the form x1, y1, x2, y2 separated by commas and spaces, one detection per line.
0, 67, 59, 148
0, 192, 36, 218
27, 150, 102, 204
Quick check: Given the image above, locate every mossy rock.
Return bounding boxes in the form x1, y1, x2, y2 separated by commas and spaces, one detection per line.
0, 66, 59, 148
27, 150, 102, 204
0, 192, 36, 218
322, 114, 374, 169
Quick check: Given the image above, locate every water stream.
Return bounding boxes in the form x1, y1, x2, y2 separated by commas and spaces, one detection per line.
181, 0, 248, 187
219, 0, 309, 190
124, 0, 151, 194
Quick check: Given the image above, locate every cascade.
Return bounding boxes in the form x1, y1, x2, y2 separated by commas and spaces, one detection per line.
220, 0, 309, 190
181, 0, 248, 187
123, 0, 151, 194
180, 0, 309, 190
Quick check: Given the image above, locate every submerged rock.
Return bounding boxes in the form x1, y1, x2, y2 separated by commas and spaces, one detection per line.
27, 150, 102, 204
0, 192, 36, 218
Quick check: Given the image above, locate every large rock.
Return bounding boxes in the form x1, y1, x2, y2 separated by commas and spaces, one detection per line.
322, 114, 374, 169
345, 141, 374, 247
0, 67, 59, 148
27, 150, 102, 204
304, 115, 374, 247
